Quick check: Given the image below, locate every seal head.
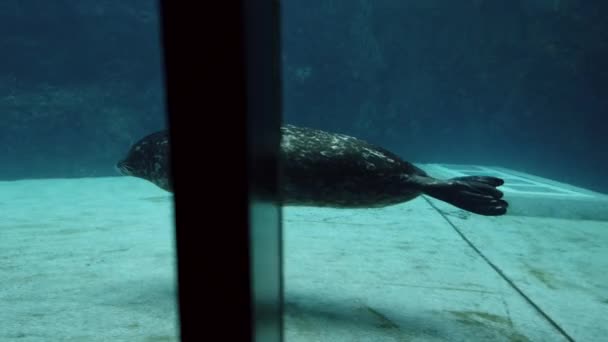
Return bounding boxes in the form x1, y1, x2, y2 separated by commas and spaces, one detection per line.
116, 130, 171, 192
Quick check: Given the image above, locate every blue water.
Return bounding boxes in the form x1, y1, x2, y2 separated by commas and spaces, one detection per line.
281, 1, 608, 195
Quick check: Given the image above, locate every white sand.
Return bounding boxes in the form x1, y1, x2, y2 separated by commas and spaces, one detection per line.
1, 166, 606, 341
0, 177, 178, 341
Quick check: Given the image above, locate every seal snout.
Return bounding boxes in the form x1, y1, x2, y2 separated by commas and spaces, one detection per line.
115, 160, 133, 176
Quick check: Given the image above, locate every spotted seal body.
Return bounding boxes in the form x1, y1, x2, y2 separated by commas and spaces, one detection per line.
280, 124, 426, 208
117, 125, 508, 216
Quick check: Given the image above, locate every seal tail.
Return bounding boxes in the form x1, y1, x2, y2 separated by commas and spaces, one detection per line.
420, 176, 508, 216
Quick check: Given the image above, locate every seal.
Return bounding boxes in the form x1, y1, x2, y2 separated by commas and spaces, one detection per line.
115, 130, 171, 192
117, 125, 508, 216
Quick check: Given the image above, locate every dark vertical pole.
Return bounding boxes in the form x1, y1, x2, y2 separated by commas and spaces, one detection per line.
158, 1, 282, 341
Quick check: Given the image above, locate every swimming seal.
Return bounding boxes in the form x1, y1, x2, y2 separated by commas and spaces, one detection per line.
117, 125, 508, 216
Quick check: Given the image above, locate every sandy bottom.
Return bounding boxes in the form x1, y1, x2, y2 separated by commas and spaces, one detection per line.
1, 174, 606, 341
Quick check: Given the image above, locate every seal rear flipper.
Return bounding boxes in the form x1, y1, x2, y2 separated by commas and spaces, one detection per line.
419, 176, 508, 216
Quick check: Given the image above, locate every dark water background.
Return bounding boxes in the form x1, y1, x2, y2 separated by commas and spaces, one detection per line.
1, 1, 607, 193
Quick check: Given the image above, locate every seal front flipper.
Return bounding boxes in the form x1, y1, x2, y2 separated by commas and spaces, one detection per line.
412, 175, 508, 216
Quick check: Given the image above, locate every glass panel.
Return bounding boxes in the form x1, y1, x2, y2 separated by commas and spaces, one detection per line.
0, 2, 178, 340
280, 1, 607, 341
